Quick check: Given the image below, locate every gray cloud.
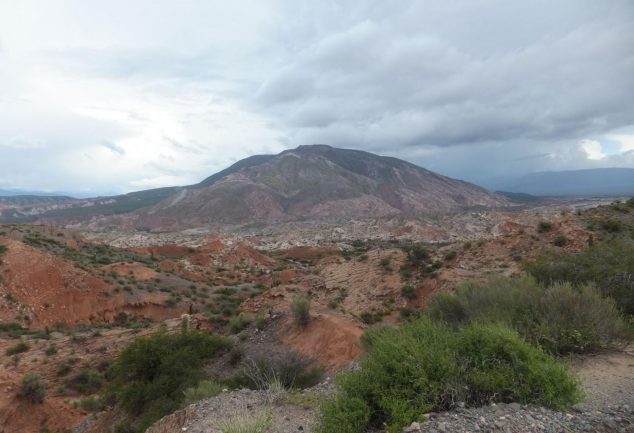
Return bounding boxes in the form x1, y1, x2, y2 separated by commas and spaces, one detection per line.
100, 140, 125, 155
255, 1, 634, 152
0, 0, 632, 194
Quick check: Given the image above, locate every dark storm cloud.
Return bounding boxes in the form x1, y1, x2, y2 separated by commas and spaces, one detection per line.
256, 1, 634, 153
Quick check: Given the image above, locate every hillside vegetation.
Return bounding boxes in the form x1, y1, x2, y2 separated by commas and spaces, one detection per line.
318, 317, 580, 433
317, 202, 633, 433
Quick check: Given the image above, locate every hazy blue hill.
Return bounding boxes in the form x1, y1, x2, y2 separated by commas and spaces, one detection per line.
491, 168, 634, 197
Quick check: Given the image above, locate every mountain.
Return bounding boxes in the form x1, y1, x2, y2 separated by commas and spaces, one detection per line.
0, 188, 71, 197
129, 145, 507, 229
0, 195, 79, 221
490, 168, 634, 197
0, 188, 182, 222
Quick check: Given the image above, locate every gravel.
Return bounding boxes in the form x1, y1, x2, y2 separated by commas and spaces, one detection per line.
403, 402, 633, 433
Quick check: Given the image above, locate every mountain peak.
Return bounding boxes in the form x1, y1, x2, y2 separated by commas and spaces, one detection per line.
133, 145, 507, 228
295, 144, 334, 152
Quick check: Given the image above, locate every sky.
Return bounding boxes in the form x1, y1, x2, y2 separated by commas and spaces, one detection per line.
0, 0, 633, 195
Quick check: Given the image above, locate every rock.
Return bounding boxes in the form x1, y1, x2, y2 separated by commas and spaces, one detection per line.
403, 421, 421, 432
508, 402, 521, 412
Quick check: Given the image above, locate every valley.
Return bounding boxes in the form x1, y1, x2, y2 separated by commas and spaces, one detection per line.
0, 193, 632, 432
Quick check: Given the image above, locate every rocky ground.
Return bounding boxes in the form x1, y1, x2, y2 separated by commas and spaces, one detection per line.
1, 198, 632, 433
405, 402, 633, 433
144, 349, 634, 433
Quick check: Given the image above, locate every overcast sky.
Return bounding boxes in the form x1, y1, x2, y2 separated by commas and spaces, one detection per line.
1, 0, 633, 195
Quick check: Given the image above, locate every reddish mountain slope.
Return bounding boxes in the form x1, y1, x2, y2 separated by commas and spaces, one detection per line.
132, 145, 507, 229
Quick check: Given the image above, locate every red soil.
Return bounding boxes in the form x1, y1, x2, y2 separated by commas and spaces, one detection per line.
100, 262, 159, 281
282, 312, 363, 371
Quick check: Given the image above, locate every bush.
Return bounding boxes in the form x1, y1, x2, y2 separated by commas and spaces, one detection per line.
108, 330, 229, 431
427, 276, 626, 354
317, 317, 580, 433
182, 380, 223, 406
456, 324, 581, 408
537, 221, 553, 233
6, 341, 29, 356
399, 307, 418, 319
444, 250, 457, 261
317, 395, 370, 433
57, 362, 72, 376
238, 351, 323, 390
227, 313, 253, 334
538, 283, 625, 353
76, 395, 107, 412
18, 373, 46, 404
66, 369, 103, 394
525, 238, 634, 315
402, 244, 430, 267
553, 235, 568, 247
379, 257, 391, 270
213, 406, 272, 433
600, 219, 622, 233
290, 295, 310, 327
400, 285, 416, 300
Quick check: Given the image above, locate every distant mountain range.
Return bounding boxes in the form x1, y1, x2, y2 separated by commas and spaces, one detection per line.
0, 189, 71, 197
489, 168, 634, 197
0, 145, 507, 227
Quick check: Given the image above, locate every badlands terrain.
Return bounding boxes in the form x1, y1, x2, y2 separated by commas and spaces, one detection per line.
0, 196, 632, 432
0, 148, 632, 433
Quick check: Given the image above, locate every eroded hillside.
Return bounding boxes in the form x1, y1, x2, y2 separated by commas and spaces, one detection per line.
0, 198, 632, 432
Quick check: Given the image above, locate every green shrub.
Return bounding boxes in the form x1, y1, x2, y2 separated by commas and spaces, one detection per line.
6, 341, 29, 356
182, 380, 223, 406
402, 244, 430, 267
18, 373, 46, 404
75, 395, 107, 412
428, 276, 626, 354
213, 406, 272, 433
444, 250, 457, 261
238, 352, 323, 390
66, 369, 103, 394
538, 283, 625, 353
400, 285, 416, 300
525, 238, 634, 315
553, 235, 568, 247
317, 395, 370, 433
108, 330, 229, 431
399, 307, 418, 319
0, 244, 7, 254
57, 362, 72, 376
456, 324, 581, 408
537, 221, 553, 233
317, 317, 580, 433
427, 291, 466, 325
379, 257, 391, 269
227, 313, 253, 334
600, 219, 622, 233
359, 310, 386, 325
0, 322, 28, 338
290, 295, 310, 327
